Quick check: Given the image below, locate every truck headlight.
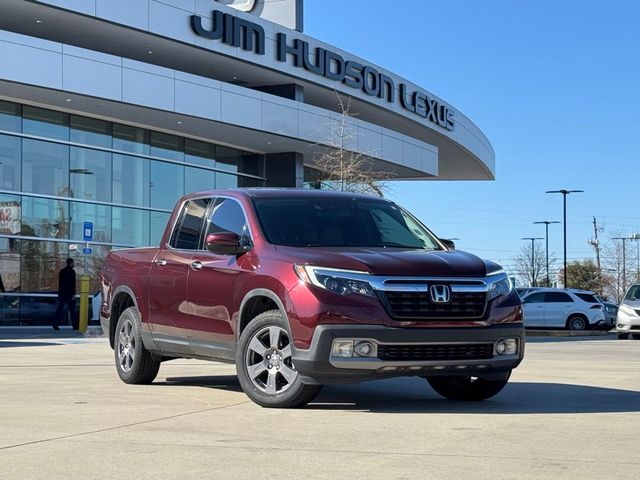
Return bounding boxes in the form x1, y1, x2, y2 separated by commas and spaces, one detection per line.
488, 272, 513, 300
294, 265, 375, 298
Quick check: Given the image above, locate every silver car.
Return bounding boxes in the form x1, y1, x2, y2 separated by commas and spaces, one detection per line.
616, 284, 640, 340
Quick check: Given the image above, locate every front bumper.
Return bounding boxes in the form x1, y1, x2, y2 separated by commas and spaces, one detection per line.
291, 323, 525, 384
616, 310, 640, 333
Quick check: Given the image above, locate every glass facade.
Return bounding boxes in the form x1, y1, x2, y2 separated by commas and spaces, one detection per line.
0, 100, 266, 326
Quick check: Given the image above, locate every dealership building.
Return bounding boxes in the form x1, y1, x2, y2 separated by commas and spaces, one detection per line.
0, 0, 495, 326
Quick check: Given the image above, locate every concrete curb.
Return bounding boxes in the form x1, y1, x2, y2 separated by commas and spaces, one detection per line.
525, 329, 612, 337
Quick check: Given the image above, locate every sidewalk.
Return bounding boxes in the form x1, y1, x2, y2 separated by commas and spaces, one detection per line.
0, 326, 104, 340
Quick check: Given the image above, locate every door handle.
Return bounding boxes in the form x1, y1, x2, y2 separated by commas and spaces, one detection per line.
154, 259, 167, 266
190, 261, 203, 271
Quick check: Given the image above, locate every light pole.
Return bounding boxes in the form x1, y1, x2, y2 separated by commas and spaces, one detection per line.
613, 236, 631, 290
630, 233, 640, 282
546, 189, 584, 288
522, 237, 543, 287
534, 220, 560, 286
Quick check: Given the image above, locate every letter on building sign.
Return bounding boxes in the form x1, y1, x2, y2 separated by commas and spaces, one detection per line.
277, 33, 304, 67
343, 61, 364, 89
191, 12, 223, 40
191, 11, 265, 55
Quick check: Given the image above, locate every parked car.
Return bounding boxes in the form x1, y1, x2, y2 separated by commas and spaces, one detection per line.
521, 288, 606, 330
516, 287, 539, 298
616, 284, 640, 339
100, 189, 525, 408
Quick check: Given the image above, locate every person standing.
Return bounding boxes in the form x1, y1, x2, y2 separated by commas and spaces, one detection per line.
54, 258, 77, 331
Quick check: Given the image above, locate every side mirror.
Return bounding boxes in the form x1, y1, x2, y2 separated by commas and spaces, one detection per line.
205, 232, 247, 255
440, 238, 456, 250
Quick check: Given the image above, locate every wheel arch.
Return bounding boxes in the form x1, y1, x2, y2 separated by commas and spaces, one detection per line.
238, 289, 289, 339
109, 286, 140, 349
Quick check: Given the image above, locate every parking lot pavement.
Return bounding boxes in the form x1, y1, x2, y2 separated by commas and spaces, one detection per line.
1, 334, 639, 480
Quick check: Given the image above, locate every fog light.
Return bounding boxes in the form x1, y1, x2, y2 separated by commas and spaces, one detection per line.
354, 341, 375, 357
331, 340, 354, 358
495, 338, 518, 355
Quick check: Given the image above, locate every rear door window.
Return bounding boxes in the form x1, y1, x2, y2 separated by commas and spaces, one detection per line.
170, 198, 211, 250
544, 292, 573, 303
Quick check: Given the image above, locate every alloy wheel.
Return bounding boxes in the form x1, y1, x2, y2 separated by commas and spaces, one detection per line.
117, 318, 136, 372
245, 326, 297, 395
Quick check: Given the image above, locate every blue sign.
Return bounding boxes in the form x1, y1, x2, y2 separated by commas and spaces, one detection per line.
82, 247, 92, 255
83, 221, 93, 241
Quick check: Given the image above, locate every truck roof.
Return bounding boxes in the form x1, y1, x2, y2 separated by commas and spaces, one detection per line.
184, 188, 391, 201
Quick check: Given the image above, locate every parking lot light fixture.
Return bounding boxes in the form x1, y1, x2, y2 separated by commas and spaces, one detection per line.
534, 221, 561, 287
546, 190, 584, 288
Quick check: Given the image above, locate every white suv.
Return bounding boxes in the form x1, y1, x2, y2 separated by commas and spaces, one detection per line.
522, 288, 606, 330
616, 284, 640, 340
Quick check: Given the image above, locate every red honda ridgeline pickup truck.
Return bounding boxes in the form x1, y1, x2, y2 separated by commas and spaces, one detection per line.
101, 189, 524, 408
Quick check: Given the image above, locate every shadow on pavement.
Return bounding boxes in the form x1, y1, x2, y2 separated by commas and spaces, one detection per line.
161, 375, 244, 393
0, 341, 62, 348
156, 374, 640, 414
308, 377, 640, 414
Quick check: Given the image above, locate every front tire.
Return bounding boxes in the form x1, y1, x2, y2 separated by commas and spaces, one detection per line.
114, 307, 160, 384
427, 373, 511, 401
567, 315, 588, 331
236, 310, 322, 408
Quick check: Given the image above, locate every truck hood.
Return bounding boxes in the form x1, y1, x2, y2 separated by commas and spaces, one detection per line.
274, 246, 492, 277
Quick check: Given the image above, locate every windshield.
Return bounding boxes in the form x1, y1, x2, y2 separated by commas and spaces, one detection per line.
625, 285, 640, 301
253, 196, 443, 249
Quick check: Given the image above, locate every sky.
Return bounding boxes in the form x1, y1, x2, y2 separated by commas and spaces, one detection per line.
304, 0, 640, 278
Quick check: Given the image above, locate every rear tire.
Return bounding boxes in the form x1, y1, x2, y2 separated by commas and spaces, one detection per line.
236, 310, 322, 408
567, 315, 588, 331
114, 307, 160, 384
427, 373, 511, 401
618, 333, 629, 340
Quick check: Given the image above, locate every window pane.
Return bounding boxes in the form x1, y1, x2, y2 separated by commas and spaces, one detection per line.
17, 239, 71, 293
216, 146, 240, 173
0, 101, 21, 132
172, 198, 210, 250
207, 198, 246, 237
112, 124, 149, 155
185, 139, 215, 167
150, 211, 170, 246
112, 207, 149, 247
23, 106, 69, 140
113, 154, 149, 207
70, 147, 112, 202
240, 153, 264, 177
576, 293, 598, 303
545, 292, 573, 303
0, 134, 21, 191
150, 161, 184, 210
0, 194, 21, 236
216, 172, 238, 189
70, 116, 111, 147
150, 131, 184, 161
22, 139, 69, 196
185, 166, 215, 195
70, 202, 111, 243
21, 196, 70, 239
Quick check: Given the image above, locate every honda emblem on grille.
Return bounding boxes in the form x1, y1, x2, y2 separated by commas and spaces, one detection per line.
429, 285, 451, 304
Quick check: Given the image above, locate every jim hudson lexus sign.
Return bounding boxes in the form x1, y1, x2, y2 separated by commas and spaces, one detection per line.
191, 7, 455, 131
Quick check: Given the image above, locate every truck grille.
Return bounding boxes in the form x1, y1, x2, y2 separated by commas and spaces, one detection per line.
381, 291, 487, 320
377, 343, 494, 362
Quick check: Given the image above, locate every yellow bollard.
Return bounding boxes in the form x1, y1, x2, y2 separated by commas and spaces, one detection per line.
79, 275, 90, 333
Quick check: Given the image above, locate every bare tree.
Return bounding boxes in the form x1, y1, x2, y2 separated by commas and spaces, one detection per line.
603, 232, 635, 302
312, 94, 393, 197
513, 242, 551, 287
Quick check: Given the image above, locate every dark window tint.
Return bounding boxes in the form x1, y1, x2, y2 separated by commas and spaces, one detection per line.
575, 293, 599, 303
624, 285, 640, 301
70, 116, 111, 147
524, 292, 545, 304
544, 292, 573, 303
206, 198, 247, 238
0, 101, 21, 132
23, 106, 69, 141
171, 198, 211, 250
